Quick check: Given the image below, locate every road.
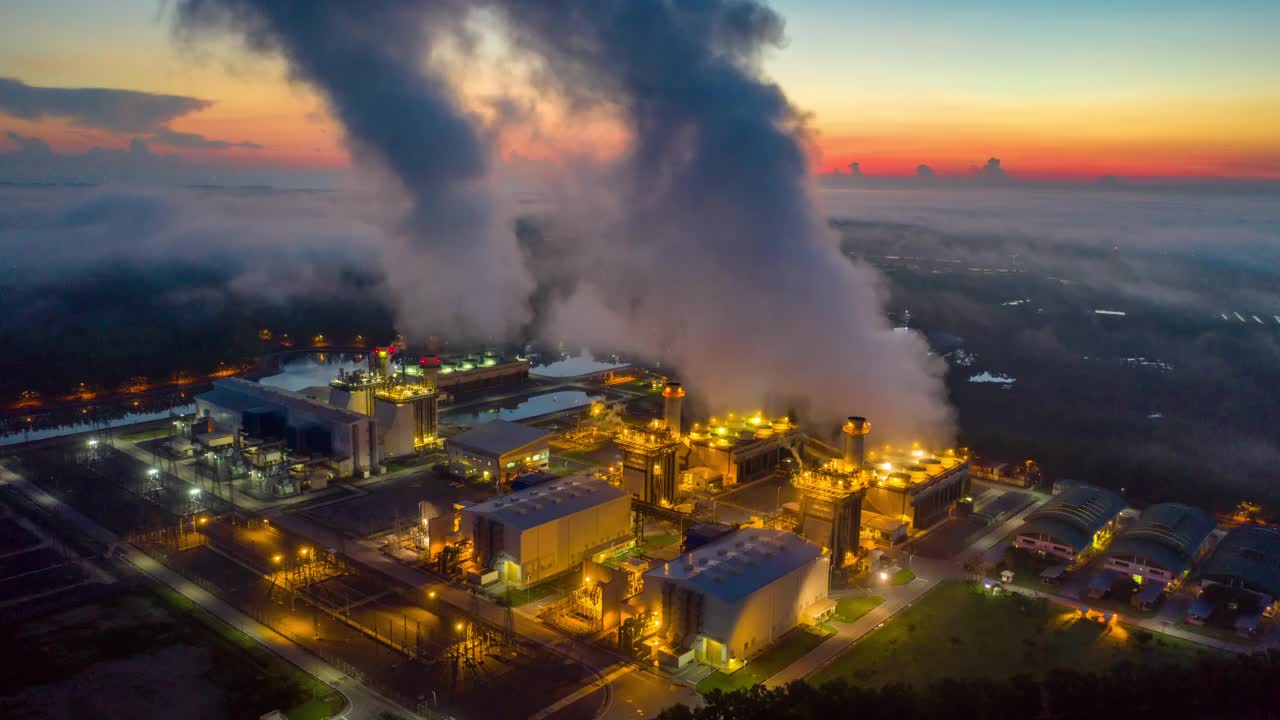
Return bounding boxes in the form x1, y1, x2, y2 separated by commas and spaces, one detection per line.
0, 462, 424, 720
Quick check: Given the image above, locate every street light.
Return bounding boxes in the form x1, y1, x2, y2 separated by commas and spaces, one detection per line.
879, 571, 890, 582
272, 554, 283, 564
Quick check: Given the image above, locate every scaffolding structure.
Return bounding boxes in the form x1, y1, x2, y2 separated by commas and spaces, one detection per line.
614, 425, 680, 506
791, 460, 867, 571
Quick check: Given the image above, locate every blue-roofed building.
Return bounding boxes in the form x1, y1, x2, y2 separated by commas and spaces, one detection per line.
1193, 526, 1280, 602
640, 528, 830, 668
1104, 502, 1216, 587
1014, 483, 1126, 561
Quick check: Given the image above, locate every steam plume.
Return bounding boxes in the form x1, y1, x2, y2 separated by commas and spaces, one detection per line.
497, 0, 953, 441
172, 0, 532, 342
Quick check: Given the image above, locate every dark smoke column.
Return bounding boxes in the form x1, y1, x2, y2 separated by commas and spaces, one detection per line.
496, 0, 954, 442
173, 0, 532, 342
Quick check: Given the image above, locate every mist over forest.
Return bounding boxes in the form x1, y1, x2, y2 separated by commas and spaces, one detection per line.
3, 182, 1278, 510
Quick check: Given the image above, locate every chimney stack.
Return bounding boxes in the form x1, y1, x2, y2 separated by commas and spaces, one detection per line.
419, 355, 441, 391
842, 416, 870, 472
661, 382, 686, 435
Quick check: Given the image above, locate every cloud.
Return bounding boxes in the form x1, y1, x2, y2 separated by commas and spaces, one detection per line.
0, 77, 211, 133
0, 130, 329, 187
976, 156, 1009, 183
146, 127, 263, 150
5, 130, 52, 155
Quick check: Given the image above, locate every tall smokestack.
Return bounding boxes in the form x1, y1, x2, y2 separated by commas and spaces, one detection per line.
843, 416, 870, 472
662, 382, 685, 435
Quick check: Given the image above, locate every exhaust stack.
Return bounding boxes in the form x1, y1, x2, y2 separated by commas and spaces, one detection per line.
842, 416, 870, 472
419, 355, 442, 391
661, 382, 686, 435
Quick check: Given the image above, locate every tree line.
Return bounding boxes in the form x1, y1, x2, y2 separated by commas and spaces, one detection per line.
659, 650, 1280, 720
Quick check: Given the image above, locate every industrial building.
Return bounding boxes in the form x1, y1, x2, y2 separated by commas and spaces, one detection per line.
195, 378, 376, 478
447, 419, 552, 483
1192, 526, 1280, 604
1103, 502, 1216, 587
640, 528, 829, 669
330, 349, 440, 459
461, 475, 631, 587
1014, 483, 1126, 561
685, 412, 803, 487
860, 446, 969, 530
409, 351, 530, 396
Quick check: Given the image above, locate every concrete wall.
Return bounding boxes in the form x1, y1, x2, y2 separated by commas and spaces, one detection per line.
375, 399, 417, 458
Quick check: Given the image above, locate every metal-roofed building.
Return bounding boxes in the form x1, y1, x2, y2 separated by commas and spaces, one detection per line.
195, 378, 375, 477
1193, 526, 1280, 601
641, 527, 829, 668
447, 419, 552, 483
1014, 483, 1126, 561
462, 475, 631, 587
1104, 503, 1216, 586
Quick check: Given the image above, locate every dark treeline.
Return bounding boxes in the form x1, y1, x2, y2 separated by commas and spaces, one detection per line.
0, 262, 396, 403
660, 650, 1280, 720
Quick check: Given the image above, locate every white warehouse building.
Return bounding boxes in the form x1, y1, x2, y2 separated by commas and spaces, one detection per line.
462, 475, 631, 587
642, 528, 829, 669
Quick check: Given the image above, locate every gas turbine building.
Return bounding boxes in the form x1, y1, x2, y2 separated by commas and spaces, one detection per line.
641, 527, 829, 668
462, 475, 631, 587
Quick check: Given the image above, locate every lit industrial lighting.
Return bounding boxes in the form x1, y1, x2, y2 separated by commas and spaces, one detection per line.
147, 468, 159, 477
88, 439, 98, 448
188, 487, 201, 497
428, 590, 437, 599
272, 554, 283, 564
198, 516, 208, 525
879, 462, 892, 472
455, 622, 464, 632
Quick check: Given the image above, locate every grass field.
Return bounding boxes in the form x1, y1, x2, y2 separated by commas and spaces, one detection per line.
833, 595, 884, 623
696, 626, 831, 694
811, 581, 1214, 689
892, 569, 916, 585
120, 428, 173, 442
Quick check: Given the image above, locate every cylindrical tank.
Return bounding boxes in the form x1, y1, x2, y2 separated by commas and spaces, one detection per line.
842, 416, 870, 472
661, 382, 685, 435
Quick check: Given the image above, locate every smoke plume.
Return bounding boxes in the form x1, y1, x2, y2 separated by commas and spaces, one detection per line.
172, 0, 533, 343
496, 0, 953, 442
171, 0, 953, 442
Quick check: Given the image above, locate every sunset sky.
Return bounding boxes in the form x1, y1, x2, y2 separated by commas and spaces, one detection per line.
1, 0, 1277, 182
